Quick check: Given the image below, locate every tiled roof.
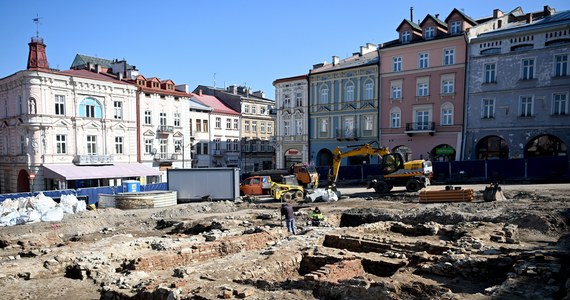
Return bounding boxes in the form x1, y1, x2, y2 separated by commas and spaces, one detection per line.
70, 54, 134, 70
445, 8, 478, 25
191, 94, 240, 116
58, 69, 129, 85
309, 51, 378, 74
477, 9, 570, 39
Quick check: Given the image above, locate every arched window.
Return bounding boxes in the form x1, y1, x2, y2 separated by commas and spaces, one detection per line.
345, 81, 354, 102
476, 136, 509, 160
441, 102, 454, 125
390, 107, 401, 128
365, 80, 374, 100
320, 85, 329, 104
525, 134, 567, 157
78, 97, 103, 118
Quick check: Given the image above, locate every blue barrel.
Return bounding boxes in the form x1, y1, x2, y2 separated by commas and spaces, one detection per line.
123, 180, 140, 192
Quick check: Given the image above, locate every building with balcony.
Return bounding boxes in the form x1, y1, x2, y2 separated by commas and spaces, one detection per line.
0, 37, 159, 193
194, 85, 275, 173
308, 44, 379, 167
273, 75, 309, 168
464, 6, 570, 160
191, 91, 241, 169
378, 8, 480, 162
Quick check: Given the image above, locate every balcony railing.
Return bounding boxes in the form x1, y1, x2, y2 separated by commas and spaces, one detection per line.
335, 128, 359, 141
157, 125, 174, 134
405, 122, 436, 136
153, 153, 180, 162
75, 154, 114, 165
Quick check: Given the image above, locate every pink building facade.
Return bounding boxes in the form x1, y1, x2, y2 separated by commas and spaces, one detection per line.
379, 9, 476, 162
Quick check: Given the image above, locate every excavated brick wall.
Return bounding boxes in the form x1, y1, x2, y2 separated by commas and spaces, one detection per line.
130, 231, 281, 271
304, 259, 365, 283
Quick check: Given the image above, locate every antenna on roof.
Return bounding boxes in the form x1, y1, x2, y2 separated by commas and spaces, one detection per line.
214, 73, 216, 88
32, 14, 42, 38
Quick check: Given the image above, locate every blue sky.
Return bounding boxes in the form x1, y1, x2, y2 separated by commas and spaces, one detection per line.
1, 1, 567, 99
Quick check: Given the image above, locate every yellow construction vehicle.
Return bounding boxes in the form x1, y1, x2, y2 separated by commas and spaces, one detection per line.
329, 143, 433, 193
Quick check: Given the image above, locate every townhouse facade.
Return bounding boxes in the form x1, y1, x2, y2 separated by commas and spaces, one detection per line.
0, 37, 159, 193
464, 6, 570, 160
272, 75, 309, 168
191, 91, 241, 168
194, 85, 275, 173
308, 44, 380, 167
378, 9, 477, 162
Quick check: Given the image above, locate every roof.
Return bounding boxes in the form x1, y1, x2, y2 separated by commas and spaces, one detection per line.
57, 69, 130, 85
396, 19, 422, 32
273, 74, 308, 85
419, 14, 448, 29
191, 93, 240, 116
477, 9, 570, 40
309, 50, 378, 75
189, 98, 213, 112
43, 163, 159, 180
445, 8, 478, 25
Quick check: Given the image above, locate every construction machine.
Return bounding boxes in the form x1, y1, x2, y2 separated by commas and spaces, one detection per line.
247, 163, 319, 189
329, 143, 433, 193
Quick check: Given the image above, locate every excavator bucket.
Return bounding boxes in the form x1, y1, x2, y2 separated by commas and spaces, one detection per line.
483, 183, 506, 202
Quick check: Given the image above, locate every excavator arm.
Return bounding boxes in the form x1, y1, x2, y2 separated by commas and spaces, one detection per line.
329, 144, 391, 183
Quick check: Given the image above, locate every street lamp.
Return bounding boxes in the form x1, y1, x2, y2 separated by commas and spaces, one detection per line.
29, 166, 39, 195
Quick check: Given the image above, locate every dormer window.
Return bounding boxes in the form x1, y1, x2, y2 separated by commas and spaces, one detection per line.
402, 31, 411, 43
424, 27, 435, 39
451, 21, 461, 34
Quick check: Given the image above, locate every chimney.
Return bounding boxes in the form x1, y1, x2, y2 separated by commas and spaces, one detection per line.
95, 64, 101, 73
493, 9, 504, 19
435, 14, 439, 19
526, 13, 533, 24
332, 56, 339, 66
410, 6, 414, 21
199, 89, 203, 96
543, 5, 554, 17
27, 37, 49, 70
118, 72, 123, 80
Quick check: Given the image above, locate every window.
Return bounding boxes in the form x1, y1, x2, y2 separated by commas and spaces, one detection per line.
441, 103, 454, 125
346, 82, 354, 102
520, 96, 534, 117
215, 117, 221, 129
226, 118, 232, 129
415, 110, 430, 130
144, 111, 152, 125
56, 134, 66, 154
78, 98, 102, 118
245, 120, 250, 132
20, 136, 25, 154
145, 139, 153, 154
424, 26, 435, 39
555, 54, 568, 77
226, 139, 232, 151
419, 52, 429, 69
55, 95, 65, 116
159, 113, 167, 128
416, 77, 429, 96
252, 121, 257, 132
233, 139, 239, 151
343, 117, 354, 137
444, 48, 454, 65
365, 81, 373, 100
283, 94, 291, 108
260, 106, 267, 114
203, 120, 208, 132
320, 118, 328, 132
260, 122, 265, 133
251, 105, 257, 114
18, 95, 22, 115
391, 83, 402, 100
214, 139, 220, 150
390, 107, 401, 128
296, 120, 302, 135
402, 31, 410, 43
296, 93, 303, 107
203, 142, 208, 155
113, 101, 123, 119
482, 98, 495, 118
196, 143, 202, 155
553, 93, 568, 115
115, 136, 124, 154
364, 115, 373, 131
320, 86, 328, 104
522, 59, 535, 80
393, 56, 402, 72
174, 113, 180, 127
284, 121, 291, 136
267, 123, 272, 135
484, 63, 496, 83
196, 119, 202, 132
233, 119, 239, 130
451, 21, 461, 34
441, 74, 455, 94
244, 105, 250, 113
87, 135, 97, 155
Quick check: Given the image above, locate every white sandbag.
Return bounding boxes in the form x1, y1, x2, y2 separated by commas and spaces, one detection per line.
60, 194, 78, 214
305, 189, 326, 203
75, 200, 87, 213
0, 209, 20, 226
30, 194, 57, 214
322, 189, 339, 202
1, 199, 18, 212
26, 209, 42, 223
41, 206, 64, 222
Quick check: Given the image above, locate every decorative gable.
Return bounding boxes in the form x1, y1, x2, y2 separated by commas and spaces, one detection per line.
143, 129, 155, 136
396, 19, 422, 43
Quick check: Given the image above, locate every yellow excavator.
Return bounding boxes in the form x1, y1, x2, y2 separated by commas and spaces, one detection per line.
329, 143, 433, 193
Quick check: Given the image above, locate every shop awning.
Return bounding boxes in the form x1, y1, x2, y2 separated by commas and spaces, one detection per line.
42, 163, 160, 180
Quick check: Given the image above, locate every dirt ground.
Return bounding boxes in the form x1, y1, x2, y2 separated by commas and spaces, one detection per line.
1, 183, 569, 300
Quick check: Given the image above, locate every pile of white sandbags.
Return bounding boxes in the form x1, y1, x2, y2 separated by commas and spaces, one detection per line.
0, 193, 86, 226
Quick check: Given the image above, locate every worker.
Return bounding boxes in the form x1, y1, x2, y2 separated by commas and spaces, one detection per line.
310, 207, 324, 226
280, 203, 296, 235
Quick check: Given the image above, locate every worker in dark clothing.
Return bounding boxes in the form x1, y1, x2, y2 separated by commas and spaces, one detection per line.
280, 203, 296, 235
310, 207, 324, 226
